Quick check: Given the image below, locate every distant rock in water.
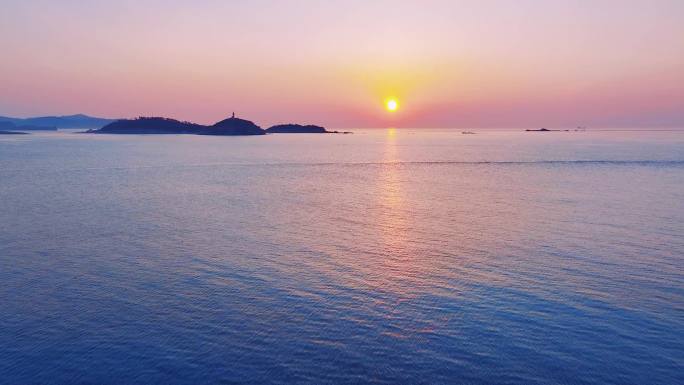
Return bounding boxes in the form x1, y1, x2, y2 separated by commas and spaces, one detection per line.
525, 128, 571, 132
88, 117, 204, 134
266, 124, 328, 134
200, 116, 265, 136
0, 130, 28, 135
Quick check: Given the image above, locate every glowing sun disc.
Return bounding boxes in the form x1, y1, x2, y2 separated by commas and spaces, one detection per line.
386, 99, 398, 112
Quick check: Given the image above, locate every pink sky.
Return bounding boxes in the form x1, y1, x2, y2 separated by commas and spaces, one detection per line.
1, 0, 683, 128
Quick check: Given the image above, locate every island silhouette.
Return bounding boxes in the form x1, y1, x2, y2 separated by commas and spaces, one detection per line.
2, 113, 347, 135
87, 114, 340, 136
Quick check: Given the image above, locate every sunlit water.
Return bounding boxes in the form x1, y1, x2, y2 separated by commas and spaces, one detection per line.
1, 129, 683, 384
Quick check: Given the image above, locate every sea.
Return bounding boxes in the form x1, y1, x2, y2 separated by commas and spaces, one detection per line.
1, 129, 682, 384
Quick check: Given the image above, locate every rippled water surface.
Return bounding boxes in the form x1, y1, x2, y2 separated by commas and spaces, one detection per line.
1, 129, 683, 384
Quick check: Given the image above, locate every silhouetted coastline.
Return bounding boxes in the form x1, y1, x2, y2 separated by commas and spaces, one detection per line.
86, 115, 342, 136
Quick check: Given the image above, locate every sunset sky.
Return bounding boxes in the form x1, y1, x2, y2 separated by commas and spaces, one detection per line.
1, 0, 683, 128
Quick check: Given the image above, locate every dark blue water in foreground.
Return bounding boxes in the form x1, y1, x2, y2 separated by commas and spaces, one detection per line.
1, 129, 683, 384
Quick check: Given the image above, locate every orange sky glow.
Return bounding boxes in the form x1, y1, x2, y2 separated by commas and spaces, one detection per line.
1, 0, 683, 128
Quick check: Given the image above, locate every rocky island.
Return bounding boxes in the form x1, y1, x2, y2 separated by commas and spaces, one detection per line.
525, 128, 571, 132
0, 130, 28, 135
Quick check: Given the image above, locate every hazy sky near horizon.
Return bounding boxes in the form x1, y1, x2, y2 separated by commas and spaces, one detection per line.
1, 0, 683, 128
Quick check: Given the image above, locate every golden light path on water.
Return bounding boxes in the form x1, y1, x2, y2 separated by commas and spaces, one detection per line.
366, 128, 446, 338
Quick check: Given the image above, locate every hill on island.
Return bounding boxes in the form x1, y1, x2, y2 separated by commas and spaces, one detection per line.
0, 114, 115, 130
200, 116, 265, 136
90, 117, 204, 134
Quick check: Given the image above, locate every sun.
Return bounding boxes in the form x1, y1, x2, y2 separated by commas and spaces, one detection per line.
386, 99, 398, 112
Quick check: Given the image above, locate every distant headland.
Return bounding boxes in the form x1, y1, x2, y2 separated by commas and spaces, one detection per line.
0, 114, 115, 130
0, 120, 54, 132
87, 114, 342, 136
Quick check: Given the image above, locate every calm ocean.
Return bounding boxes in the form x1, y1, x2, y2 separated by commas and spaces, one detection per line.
1, 129, 683, 384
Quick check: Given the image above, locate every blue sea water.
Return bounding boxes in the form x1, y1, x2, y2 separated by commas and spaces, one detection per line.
1, 129, 683, 384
